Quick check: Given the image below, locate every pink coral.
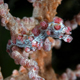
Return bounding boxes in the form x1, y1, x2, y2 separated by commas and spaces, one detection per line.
0, 0, 80, 80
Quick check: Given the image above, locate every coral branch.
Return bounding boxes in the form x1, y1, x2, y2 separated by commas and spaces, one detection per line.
10, 47, 44, 80
0, 67, 3, 80
31, 0, 62, 22
0, 0, 38, 37
59, 64, 80, 80
64, 13, 80, 30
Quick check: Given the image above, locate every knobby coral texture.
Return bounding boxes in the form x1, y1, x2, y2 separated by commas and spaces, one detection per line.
0, 0, 80, 80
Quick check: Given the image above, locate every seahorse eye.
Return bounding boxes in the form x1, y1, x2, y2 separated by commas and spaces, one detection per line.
54, 25, 61, 30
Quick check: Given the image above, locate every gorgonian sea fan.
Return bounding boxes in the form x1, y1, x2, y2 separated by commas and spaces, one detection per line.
0, 0, 80, 80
